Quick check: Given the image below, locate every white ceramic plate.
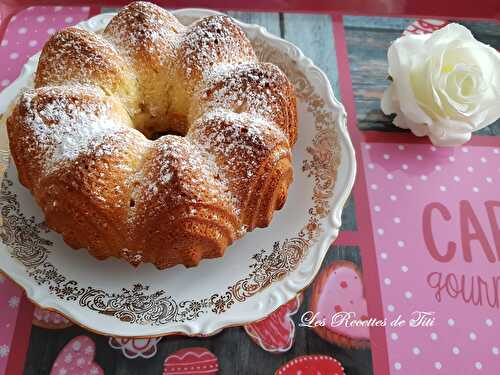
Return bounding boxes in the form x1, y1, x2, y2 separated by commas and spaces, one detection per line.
0, 9, 355, 337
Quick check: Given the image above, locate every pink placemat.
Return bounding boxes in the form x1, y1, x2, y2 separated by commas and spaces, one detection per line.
0, 6, 90, 86
0, 275, 24, 374
0, 6, 90, 374
363, 142, 500, 374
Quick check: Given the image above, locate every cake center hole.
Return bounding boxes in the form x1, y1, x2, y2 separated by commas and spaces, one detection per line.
134, 107, 189, 140
146, 128, 185, 140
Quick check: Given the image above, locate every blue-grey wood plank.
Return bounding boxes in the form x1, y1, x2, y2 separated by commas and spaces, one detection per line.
227, 11, 280, 37
461, 21, 500, 38
282, 13, 341, 99
344, 16, 415, 30
101, 7, 118, 13
340, 194, 357, 231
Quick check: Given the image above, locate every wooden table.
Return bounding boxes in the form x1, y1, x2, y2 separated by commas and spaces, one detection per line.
10, 7, 500, 375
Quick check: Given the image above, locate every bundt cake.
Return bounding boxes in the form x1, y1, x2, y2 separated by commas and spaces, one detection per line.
6, 1, 297, 269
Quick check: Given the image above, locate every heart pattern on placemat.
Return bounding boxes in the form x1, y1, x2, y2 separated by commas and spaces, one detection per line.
403, 19, 448, 35
163, 347, 219, 374
275, 355, 345, 375
109, 337, 161, 359
244, 293, 303, 352
309, 261, 370, 348
0, 274, 24, 374
50, 336, 103, 375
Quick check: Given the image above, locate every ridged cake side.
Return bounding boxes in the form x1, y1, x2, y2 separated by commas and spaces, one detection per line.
128, 136, 241, 268
7, 86, 146, 257
189, 110, 293, 230
190, 63, 297, 145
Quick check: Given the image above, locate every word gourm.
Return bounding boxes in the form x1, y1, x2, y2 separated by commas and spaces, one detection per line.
423, 200, 500, 308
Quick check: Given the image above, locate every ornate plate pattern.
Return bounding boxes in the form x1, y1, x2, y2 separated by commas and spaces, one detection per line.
0, 9, 355, 337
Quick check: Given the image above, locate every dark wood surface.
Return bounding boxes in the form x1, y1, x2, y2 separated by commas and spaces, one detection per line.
22, 11, 499, 375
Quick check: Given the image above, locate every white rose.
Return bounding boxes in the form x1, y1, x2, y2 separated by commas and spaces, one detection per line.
381, 23, 500, 146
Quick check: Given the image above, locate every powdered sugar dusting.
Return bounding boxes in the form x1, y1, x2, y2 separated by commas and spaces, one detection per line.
201, 63, 237, 82
190, 108, 289, 210
103, 1, 184, 63
179, 15, 255, 79
154, 136, 233, 206
193, 109, 286, 166
19, 86, 124, 174
119, 248, 144, 266
195, 63, 287, 128
159, 170, 172, 184
36, 27, 127, 85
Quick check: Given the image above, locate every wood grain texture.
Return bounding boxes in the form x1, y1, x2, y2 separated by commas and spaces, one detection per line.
280, 13, 356, 230
344, 16, 416, 30
340, 194, 357, 231
282, 13, 340, 99
344, 16, 500, 136
227, 11, 281, 36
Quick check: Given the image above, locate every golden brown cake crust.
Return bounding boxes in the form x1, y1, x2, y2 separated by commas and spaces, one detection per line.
6, 1, 298, 269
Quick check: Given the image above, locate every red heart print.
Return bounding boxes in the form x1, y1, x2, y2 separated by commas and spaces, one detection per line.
403, 19, 448, 35
163, 347, 219, 374
244, 293, 303, 352
275, 354, 345, 375
309, 260, 370, 348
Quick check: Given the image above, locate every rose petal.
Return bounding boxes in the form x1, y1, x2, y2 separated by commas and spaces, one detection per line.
381, 84, 397, 115
429, 120, 472, 146
424, 23, 476, 50
389, 35, 434, 125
